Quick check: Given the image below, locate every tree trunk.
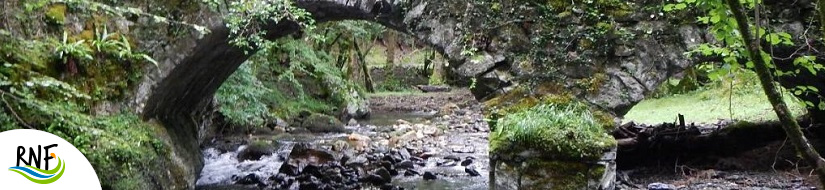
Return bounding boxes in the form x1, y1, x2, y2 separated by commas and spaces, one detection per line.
429, 51, 445, 85
820, 0, 825, 41
353, 37, 375, 92
384, 31, 397, 70
346, 48, 358, 81
726, 0, 825, 186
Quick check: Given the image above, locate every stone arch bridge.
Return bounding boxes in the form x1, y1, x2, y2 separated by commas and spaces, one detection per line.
122, 0, 818, 188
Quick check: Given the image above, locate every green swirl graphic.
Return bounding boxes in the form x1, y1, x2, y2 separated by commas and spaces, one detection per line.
8, 156, 65, 184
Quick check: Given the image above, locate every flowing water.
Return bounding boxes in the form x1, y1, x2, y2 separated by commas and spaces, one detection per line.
197, 144, 293, 186
196, 111, 489, 189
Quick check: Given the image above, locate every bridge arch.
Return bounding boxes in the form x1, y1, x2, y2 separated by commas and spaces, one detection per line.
134, 1, 703, 187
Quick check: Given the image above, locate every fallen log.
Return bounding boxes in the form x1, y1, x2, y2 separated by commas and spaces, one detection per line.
415, 85, 451, 92
614, 118, 825, 169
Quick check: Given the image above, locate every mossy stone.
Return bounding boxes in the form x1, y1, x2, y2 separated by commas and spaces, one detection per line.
488, 97, 616, 160
494, 159, 608, 190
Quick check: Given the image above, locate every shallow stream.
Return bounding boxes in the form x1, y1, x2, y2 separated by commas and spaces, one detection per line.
197, 110, 489, 189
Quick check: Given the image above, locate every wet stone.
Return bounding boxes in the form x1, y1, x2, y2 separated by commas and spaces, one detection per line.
465, 166, 480, 177
234, 174, 263, 186
302, 164, 322, 177
437, 160, 457, 167
404, 169, 420, 176
388, 168, 399, 176
460, 159, 473, 166
648, 182, 676, 190
279, 163, 301, 176
398, 148, 411, 160
444, 155, 461, 161
451, 146, 475, 153
237, 143, 275, 161
410, 156, 425, 165
346, 155, 368, 167
362, 174, 389, 185
374, 168, 393, 184
383, 154, 401, 164
423, 172, 437, 180
396, 160, 415, 169
299, 181, 320, 190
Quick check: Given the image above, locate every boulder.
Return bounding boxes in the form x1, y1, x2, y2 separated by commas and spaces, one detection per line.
344, 89, 371, 119
279, 143, 337, 176
423, 172, 437, 180
237, 141, 276, 161
373, 168, 393, 183
301, 113, 347, 133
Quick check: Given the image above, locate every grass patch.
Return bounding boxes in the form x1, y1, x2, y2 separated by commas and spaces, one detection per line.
625, 83, 807, 124
365, 44, 441, 69
490, 100, 616, 160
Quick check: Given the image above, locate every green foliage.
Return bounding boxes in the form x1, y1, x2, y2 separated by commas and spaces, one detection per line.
216, 63, 272, 126
377, 75, 411, 92
88, 26, 159, 68
222, 0, 315, 50
217, 33, 367, 125
55, 31, 94, 65
2, 0, 201, 188
490, 100, 616, 160
0, 83, 170, 189
666, 0, 825, 110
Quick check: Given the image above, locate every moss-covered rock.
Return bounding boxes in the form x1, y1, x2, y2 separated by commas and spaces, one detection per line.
86, 114, 190, 190
237, 140, 277, 161
486, 92, 617, 189
493, 159, 610, 190
489, 98, 616, 160
300, 113, 346, 133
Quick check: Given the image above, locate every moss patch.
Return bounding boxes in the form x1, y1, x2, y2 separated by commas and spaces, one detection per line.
45, 3, 67, 25
2, 96, 182, 189
489, 98, 616, 160
496, 159, 607, 190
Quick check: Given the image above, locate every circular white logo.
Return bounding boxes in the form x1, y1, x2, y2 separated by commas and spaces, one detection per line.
0, 129, 101, 189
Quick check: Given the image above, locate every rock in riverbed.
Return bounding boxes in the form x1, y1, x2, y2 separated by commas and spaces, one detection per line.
236, 141, 275, 161
423, 172, 437, 180
301, 113, 347, 133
